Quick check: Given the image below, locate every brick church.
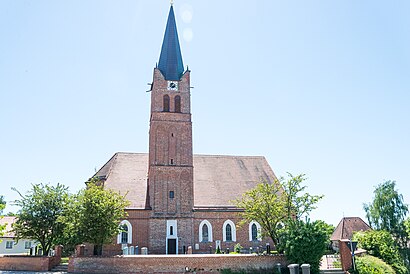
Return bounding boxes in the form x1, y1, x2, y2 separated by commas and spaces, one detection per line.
94, 4, 277, 255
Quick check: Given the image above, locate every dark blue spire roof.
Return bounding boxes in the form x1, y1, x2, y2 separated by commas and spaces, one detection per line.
158, 5, 184, 81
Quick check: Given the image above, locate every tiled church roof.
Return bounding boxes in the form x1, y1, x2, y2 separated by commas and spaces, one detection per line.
95, 153, 277, 209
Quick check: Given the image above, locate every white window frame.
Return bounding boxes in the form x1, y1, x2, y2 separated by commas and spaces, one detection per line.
166, 220, 178, 254
6, 241, 13, 249
117, 220, 132, 244
166, 220, 178, 238
25, 241, 32, 249
249, 221, 262, 241
199, 220, 213, 242
222, 220, 236, 242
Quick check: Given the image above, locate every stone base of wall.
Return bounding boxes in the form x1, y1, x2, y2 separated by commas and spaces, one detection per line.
69, 254, 287, 273
0, 255, 55, 271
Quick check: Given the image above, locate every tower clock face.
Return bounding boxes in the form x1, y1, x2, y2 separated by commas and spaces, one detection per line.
167, 81, 178, 91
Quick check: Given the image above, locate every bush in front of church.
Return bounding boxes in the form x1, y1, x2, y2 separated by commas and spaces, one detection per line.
278, 219, 330, 274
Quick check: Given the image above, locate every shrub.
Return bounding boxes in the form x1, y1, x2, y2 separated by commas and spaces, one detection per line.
278, 220, 329, 274
234, 243, 242, 253
215, 245, 221, 254
353, 255, 395, 274
353, 230, 407, 274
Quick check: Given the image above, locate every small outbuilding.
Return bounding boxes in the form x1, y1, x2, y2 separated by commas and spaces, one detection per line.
0, 216, 36, 255
330, 217, 372, 251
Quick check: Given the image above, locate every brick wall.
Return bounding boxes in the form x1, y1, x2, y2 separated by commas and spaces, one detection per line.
69, 254, 287, 273
193, 211, 275, 254
0, 245, 62, 271
0, 256, 53, 271
101, 209, 275, 256
339, 239, 353, 271
102, 210, 150, 256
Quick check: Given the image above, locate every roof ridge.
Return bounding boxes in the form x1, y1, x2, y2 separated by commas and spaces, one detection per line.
194, 154, 266, 158
115, 152, 148, 155
106, 152, 267, 158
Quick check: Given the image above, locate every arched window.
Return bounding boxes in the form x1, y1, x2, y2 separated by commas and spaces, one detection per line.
121, 224, 128, 244
199, 220, 213, 242
117, 220, 132, 244
202, 224, 209, 242
251, 224, 257, 241
226, 224, 232, 241
174, 95, 181, 113
223, 220, 236, 242
249, 221, 262, 241
163, 95, 170, 112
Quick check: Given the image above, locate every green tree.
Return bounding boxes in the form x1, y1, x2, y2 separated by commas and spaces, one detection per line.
353, 230, 407, 274
0, 196, 5, 213
12, 183, 71, 256
364, 180, 408, 238
315, 220, 335, 252
282, 173, 324, 220
278, 219, 330, 274
0, 196, 6, 238
75, 178, 130, 255
55, 192, 82, 255
235, 173, 323, 245
235, 180, 286, 245
404, 218, 410, 235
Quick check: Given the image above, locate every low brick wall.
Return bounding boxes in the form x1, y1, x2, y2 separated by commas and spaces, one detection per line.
0, 246, 62, 272
0, 255, 54, 271
69, 254, 287, 273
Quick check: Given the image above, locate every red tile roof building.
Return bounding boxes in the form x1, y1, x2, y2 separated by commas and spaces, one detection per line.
330, 217, 372, 251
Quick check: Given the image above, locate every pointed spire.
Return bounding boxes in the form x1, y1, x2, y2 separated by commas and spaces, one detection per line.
158, 5, 184, 81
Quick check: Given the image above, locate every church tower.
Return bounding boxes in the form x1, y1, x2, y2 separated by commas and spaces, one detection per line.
147, 4, 194, 254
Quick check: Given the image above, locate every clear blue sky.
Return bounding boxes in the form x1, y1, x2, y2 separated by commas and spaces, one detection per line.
1, 1, 409, 226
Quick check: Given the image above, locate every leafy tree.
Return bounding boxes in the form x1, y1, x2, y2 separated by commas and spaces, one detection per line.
282, 173, 323, 220
55, 193, 82, 255
0, 196, 5, 213
75, 178, 130, 255
278, 219, 329, 274
404, 217, 410, 237
12, 183, 71, 256
364, 180, 408, 238
235, 180, 286, 245
353, 230, 407, 274
314, 220, 335, 252
0, 196, 6, 238
235, 173, 323, 245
